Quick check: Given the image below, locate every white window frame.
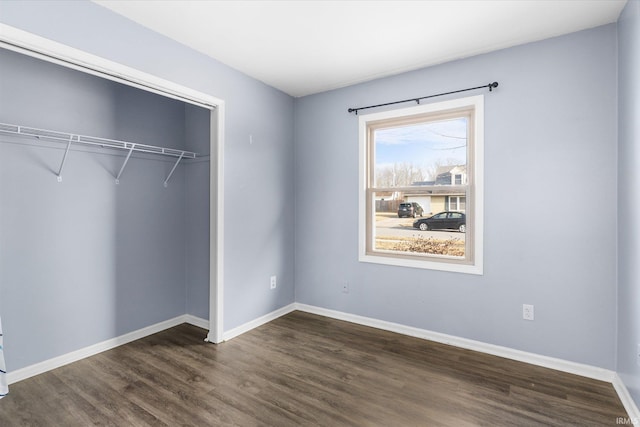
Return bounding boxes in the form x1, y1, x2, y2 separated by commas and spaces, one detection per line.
358, 95, 484, 275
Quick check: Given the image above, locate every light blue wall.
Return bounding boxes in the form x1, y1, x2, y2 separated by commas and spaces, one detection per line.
617, 0, 640, 407
294, 25, 618, 370
0, 0, 295, 369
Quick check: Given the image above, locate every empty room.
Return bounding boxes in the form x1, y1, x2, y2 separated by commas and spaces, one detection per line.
0, 0, 638, 425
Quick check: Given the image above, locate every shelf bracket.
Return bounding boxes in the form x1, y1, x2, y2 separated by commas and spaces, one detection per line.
115, 144, 135, 184
56, 135, 74, 182
163, 151, 185, 188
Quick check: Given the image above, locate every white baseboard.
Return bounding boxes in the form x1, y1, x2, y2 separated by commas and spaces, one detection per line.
185, 314, 209, 330
613, 373, 640, 425
222, 303, 297, 341
294, 303, 615, 383
7, 314, 196, 385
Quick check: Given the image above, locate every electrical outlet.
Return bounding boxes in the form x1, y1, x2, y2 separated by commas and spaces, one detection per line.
523, 304, 534, 321
342, 281, 349, 294
270, 275, 277, 290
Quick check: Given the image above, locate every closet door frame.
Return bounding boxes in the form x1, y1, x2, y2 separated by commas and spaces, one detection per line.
0, 23, 225, 344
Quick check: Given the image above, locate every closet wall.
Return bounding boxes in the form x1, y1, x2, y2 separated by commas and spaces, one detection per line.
0, 48, 209, 371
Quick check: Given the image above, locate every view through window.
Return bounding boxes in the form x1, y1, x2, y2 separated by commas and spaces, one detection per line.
373, 115, 467, 256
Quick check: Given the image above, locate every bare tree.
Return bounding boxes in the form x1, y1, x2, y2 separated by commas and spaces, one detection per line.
376, 162, 426, 187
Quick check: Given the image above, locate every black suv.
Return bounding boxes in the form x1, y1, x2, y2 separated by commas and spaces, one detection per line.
397, 202, 424, 218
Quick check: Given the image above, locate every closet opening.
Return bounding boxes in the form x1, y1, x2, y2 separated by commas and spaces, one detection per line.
0, 25, 225, 350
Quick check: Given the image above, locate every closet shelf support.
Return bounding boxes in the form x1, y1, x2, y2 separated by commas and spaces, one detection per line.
57, 136, 74, 182
115, 144, 135, 184
164, 151, 185, 188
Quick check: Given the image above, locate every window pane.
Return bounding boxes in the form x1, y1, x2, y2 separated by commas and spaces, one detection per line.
372, 192, 465, 258
374, 118, 467, 188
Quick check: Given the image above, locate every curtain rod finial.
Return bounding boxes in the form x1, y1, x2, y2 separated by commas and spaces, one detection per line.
489, 82, 499, 91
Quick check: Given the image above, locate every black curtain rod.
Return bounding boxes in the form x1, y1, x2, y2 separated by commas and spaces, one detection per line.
348, 81, 499, 115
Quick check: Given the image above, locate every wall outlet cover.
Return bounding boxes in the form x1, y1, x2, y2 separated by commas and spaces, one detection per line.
523, 304, 534, 321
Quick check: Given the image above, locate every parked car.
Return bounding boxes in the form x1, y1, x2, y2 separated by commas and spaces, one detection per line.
413, 211, 466, 232
397, 202, 424, 218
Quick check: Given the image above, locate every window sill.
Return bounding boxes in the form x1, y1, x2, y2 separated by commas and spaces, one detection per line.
359, 252, 483, 275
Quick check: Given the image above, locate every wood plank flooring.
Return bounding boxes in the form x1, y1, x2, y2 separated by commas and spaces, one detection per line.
0, 311, 628, 426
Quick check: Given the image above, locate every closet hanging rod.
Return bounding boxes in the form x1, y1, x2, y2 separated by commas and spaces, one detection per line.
0, 122, 198, 159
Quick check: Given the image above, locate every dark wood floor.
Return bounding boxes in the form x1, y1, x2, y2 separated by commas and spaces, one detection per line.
0, 311, 627, 426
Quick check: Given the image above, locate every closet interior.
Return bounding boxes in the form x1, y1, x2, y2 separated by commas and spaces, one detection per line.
0, 47, 211, 371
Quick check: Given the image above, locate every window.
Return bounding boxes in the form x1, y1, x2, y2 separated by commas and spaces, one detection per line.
359, 95, 483, 274
448, 196, 466, 211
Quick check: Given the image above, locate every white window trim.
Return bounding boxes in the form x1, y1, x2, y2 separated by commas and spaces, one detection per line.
358, 95, 484, 275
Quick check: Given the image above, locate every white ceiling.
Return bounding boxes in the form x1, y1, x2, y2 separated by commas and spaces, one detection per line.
93, 0, 626, 98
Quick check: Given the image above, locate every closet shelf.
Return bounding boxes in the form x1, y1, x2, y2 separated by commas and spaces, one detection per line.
0, 122, 198, 186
